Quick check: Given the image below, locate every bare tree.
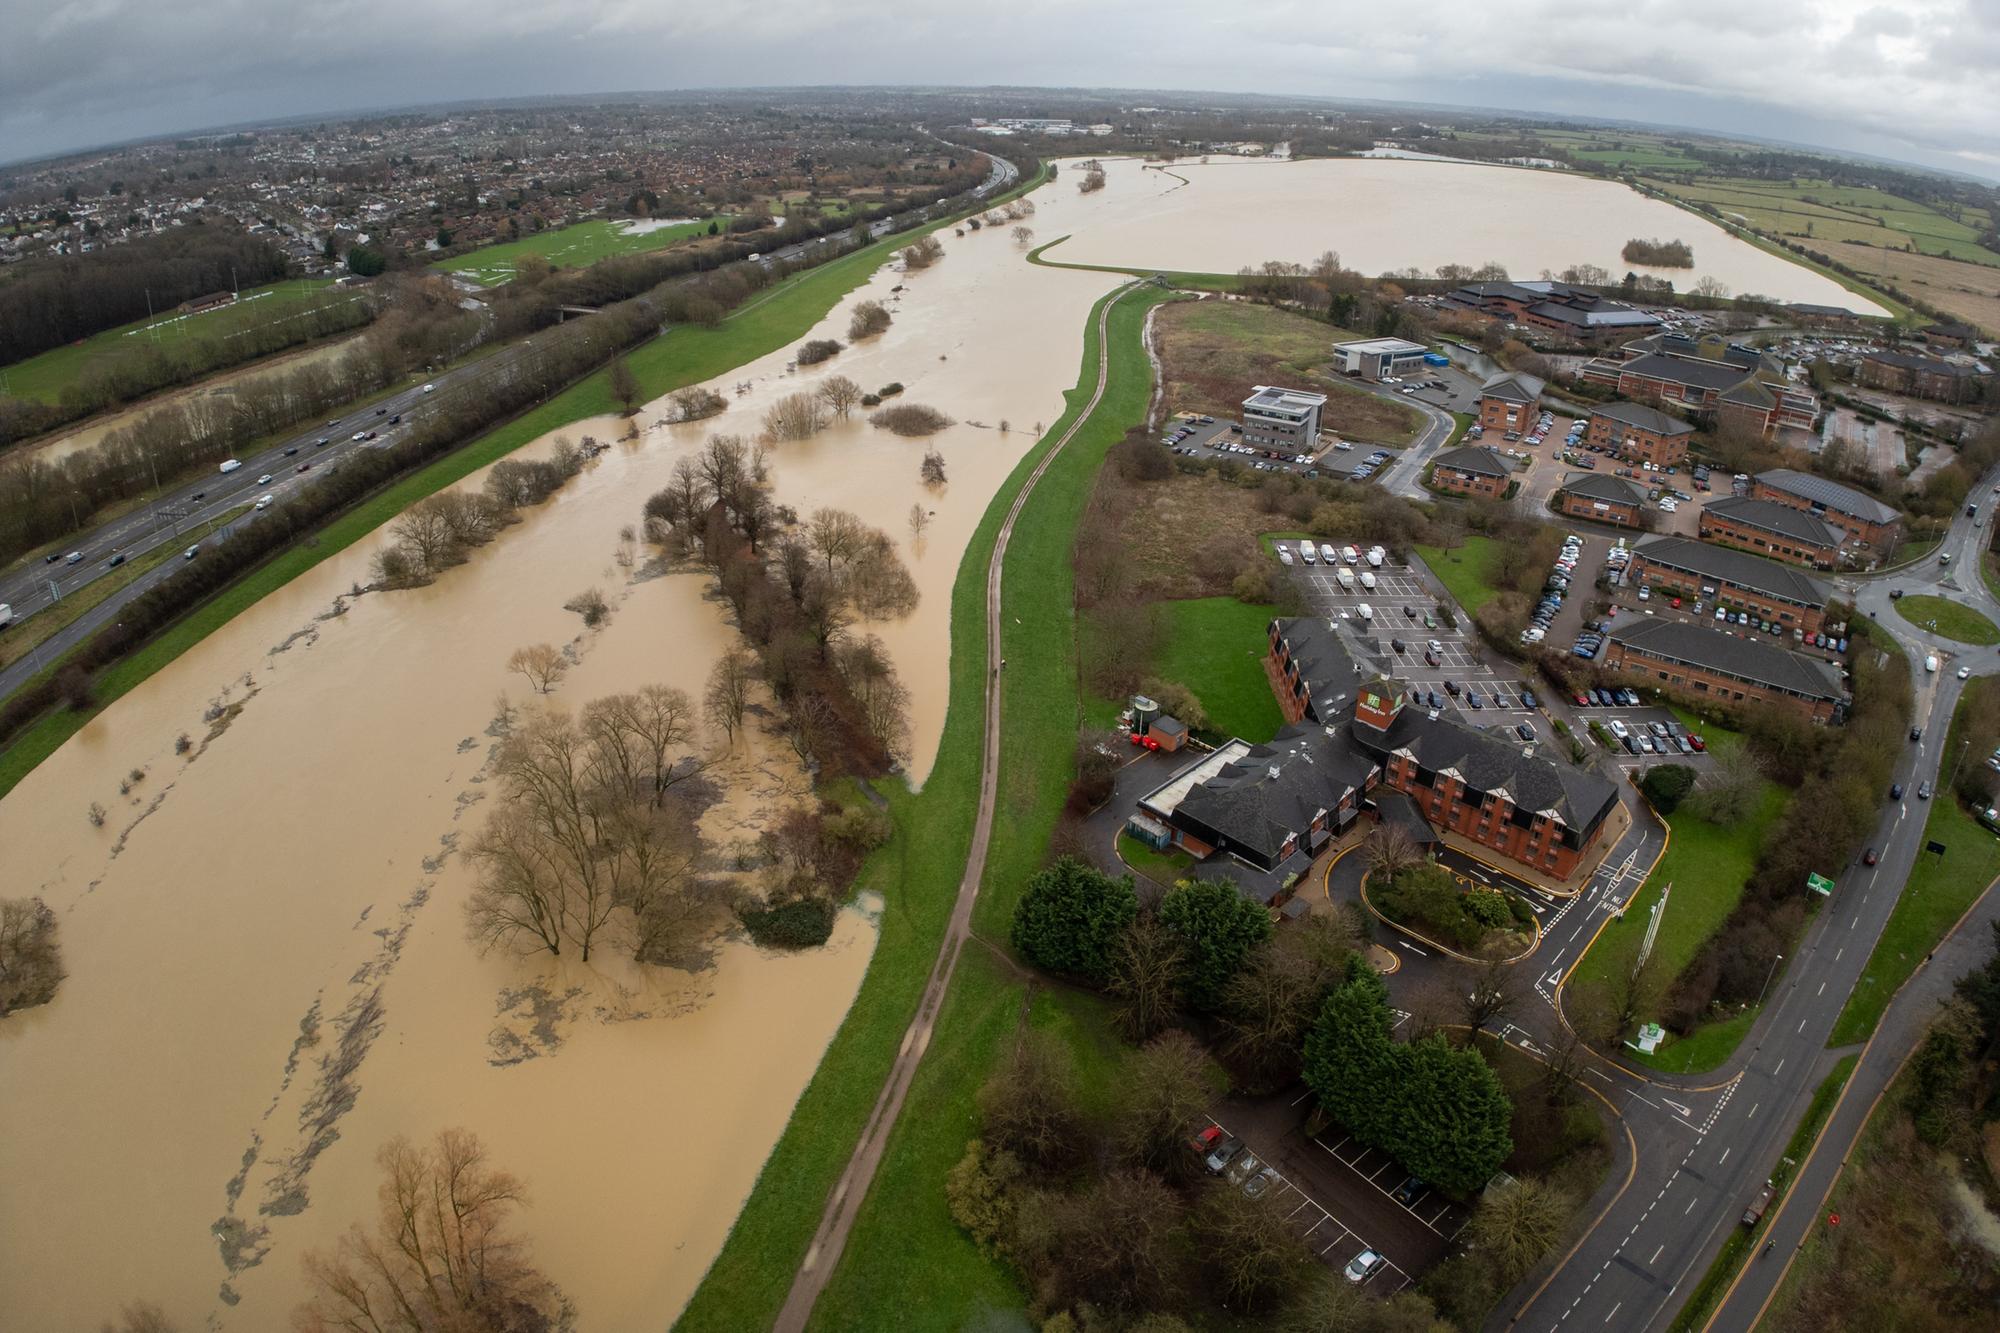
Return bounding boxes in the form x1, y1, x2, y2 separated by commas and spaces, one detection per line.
762, 391, 831, 441
0, 897, 63, 1016
1365, 822, 1422, 882
806, 507, 868, 575
900, 234, 945, 269
1108, 909, 1185, 1043
1462, 953, 1524, 1037
294, 1129, 572, 1333
97, 1302, 177, 1333
697, 433, 749, 503
608, 356, 641, 414
908, 503, 931, 541
1011, 225, 1035, 246
506, 644, 568, 696
386, 497, 463, 579
816, 374, 863, 418
845, 531, 921, 620
848, 300, 892, 339
921, 449, 948, 486
580, 685, 705, 807
704, 650, 756, 742
667, 384, 728, 423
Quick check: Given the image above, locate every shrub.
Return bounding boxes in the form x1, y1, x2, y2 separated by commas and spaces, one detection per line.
795, 338, 842, 366
869, 403, 954, 436
945, 1139, 1023, 1255
848, 301, 892, 339
878, 381, 905, 397
564, 587, 611, 627
1463, 887, 1511, 929
860, 393, 881, 408
0, 897, 63, 1016
764, 392, 831, 441
1011, 857, 1139, 984
739, 897, 837, 949
1641, 763, 1698, 814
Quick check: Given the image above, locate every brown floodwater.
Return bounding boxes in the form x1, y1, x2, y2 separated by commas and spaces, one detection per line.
0, 183, 1119, 1329
16, 335, 369, 471
1046, 155, 1892, 317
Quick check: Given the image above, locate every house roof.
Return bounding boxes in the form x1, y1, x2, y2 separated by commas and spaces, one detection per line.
1174, 722, 1378, 864
1591, 401, 1695, 436
1702, 496, 1841, 548
1618, 351, 1752, 394
1271, 617, 1364, 723
1479, 370, 1545, 404
1755, 469, 1900, 525
1607, 619, 1846, 701
1372, 790, 1440, 845
1151, 715, 1189, 739
1561, 472, 1646, 506
1434, 445, 1511, 478
1721, 378, 1777, 409
1353, 707, 1618, 832
1634, 535, 1830, 607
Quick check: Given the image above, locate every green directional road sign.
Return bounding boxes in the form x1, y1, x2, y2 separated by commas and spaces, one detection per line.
1807, 872, 1836, 897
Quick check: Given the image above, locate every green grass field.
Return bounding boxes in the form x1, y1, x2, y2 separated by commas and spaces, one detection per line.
0, 279, 346, 403
1145, 596, 1285, 742
1891, 594, 2000, 646
1415, 536, 1506, 614
0, 164, 1056, 803
1118, 831, 1195, 885
1641, 176, 2000, 268
1569, 769, 1787, 1071
433, 215, 731, 286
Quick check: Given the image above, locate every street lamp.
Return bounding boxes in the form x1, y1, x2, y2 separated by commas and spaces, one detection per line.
1756, 954, 1785, 1008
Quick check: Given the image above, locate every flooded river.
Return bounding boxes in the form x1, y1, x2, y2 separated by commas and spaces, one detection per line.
0, 185, 1118, 1328
1045, 155, 1891, 317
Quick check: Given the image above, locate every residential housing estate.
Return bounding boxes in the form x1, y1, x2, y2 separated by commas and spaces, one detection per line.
1136, 619, 1620, 881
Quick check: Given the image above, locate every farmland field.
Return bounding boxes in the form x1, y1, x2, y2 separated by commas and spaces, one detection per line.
433, 215, 730, 286
1824, 243, 2000, 335
0, 279, 347, 403
1642, 176, 2000, 267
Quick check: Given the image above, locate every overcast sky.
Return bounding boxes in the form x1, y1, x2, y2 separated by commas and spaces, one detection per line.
4, 0, 1996, 180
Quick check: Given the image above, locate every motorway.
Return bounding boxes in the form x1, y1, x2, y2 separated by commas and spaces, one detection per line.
1493, 474, 2000, 1333
0, 148, 1018, 705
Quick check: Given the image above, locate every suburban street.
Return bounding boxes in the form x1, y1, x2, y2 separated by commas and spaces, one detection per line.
0, 149, 1018, 705
1496, 473, 2000, 1333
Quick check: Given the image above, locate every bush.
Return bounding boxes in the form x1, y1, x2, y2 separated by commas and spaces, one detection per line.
0, 897, 63, 1016
945, 1139, 1023, 1255
878, 382, 905, 397
795, 338, 842, 366
868, 403, 954, 436
564, 587, 611, 627
739, 897, 837, 949
848, 301, 892, 339
1641, 763, 1698, 814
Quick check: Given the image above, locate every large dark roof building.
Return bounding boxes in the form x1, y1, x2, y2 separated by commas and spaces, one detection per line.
1699, 496, 1842, 568
1750, 468, 1902, 558
1602, 619, 1847, 723
1447, 280, 1663, 343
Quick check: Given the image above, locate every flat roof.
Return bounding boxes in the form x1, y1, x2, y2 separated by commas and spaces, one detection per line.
1139, 740, 1253, 820
1245, 384, 1329, 412
1334, 337, 1428, 356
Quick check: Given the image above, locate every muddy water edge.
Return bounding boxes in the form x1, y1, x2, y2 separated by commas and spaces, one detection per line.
0, 187, 1119, 1329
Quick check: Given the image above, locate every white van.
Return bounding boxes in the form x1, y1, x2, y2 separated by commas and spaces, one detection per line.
1360, 571, 1377, 590
1299, 541, 1317, 565
1356, 603, 1374, 621
1925, 654, 1940, 673
0, 603, 12, 629
255, 494, 275, 511
220, 459, 242, 473
1341, 545, 1360, 565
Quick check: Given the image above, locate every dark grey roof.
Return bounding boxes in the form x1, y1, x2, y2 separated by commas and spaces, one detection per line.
1755, 469, 1900, 525
1633, 535, 1830, 608
1372, 790, 1440, 845
1175, 723, 1377, 864
1789, 302, 1862, 317
1702, 496, 1841, 548
1271, 617, 1363, 723
1721, 378, 1777, 408
1151, 715, 1189, 739
1619, 352, 1752, 394
1590, 401, 1695, 436
1480, 370, 1545, 403
1529, 300, 1659, 330
1561, 472, 1646, 505
1355, 708, 1618, 832
1435, 445, 1511, 478
1865, 349, 1979, 376
1607, 619, 1846, 701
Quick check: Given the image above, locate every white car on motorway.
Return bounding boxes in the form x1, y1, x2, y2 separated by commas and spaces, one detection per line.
257, 473, 274, 485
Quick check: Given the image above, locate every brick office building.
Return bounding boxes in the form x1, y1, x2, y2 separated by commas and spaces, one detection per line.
1698, 496, 1841, 568
1630, 535, 1832, 635
1752, 468, 1902, 556
1477, 371, 1545, 434
1857, 350, 1989, 405
1584, 401, 1695, 467
1557, 473, 1647, 527
1431, 445, 1511, 498
1577, 333, 1820, 437
1601, 619, 1848, 724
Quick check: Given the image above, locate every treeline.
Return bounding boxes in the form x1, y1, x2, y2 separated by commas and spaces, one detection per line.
1620, 237, 1694, 267
0, 279, 488, 564
0, 285, 377, 448
0, 224, 292, 364
0, 291, 663, 755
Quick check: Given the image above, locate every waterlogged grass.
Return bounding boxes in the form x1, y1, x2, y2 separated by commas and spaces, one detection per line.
433, 215, 731, 286
1, 279, 346, 403
0, 163, 1055, 804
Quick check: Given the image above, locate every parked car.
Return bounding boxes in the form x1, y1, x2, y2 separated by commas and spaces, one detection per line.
1392, 1176, 1425, 1206
1205, 1136, 1244, 1175
1344, 1250, 1387, 1285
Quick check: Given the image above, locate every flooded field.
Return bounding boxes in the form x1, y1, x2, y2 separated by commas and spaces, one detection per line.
0, 190, 1118, 1329
14, 334, 370, 471
1044, 156, 1891, 317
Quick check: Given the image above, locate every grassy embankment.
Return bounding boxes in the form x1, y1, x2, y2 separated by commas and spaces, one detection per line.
1565, 716, 1788, 1075
1666, 1053, 1859, 1333
1828, 687, 2000, 1046
0, 279, 346, 403
432, 215, 732, 286
1025, 233, 1247, 292
674, 279, 1159, 1330
793, 289, 1177, 1331
0, 162, 1055, 802
1891, 594, 2000, 646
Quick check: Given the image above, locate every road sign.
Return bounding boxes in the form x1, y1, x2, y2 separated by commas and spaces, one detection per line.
1806, 872, 1836, 897
1927, 840, 1947, 857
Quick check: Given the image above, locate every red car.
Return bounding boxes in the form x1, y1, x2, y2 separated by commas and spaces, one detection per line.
1671, 597, 1683, 609
1189, 1124, 1224, 1156
1688, 735, 1707, 752
1863, 848, 1879, 866
1575, 692, 1592, 707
